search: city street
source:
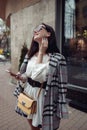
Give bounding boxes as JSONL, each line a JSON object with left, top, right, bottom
{"left": 0, "top": 62, "right": 87, "bottom": 130}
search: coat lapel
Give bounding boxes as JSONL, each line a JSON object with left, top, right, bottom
{"left": 47, "top": 54, "right": 58, "bottom": 84}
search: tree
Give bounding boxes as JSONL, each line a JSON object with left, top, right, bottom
{"left": 19, "top": 43, "right": 28, "bottom": 70}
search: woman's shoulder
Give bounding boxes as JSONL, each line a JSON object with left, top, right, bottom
{"left": 51, "top": 53, "right": 66, "bottom": 60}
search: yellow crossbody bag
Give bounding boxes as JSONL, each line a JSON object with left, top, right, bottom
{"left": 16, "top": 83, "right": 43, "bottom": 116}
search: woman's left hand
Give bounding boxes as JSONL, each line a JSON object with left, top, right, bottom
{"left": 39, "top": 37, "right": 48, "bottom": 54}
{"left": 15, "top": 73, "right": 27, "bottom": 83}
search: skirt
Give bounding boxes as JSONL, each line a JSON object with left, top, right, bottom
{"left": 24, "top": 82, "right": 45, "bottom": 127}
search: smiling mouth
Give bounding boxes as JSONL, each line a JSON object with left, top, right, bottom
{"left": 34, "top": 34, "right": 38, "bottom": 37}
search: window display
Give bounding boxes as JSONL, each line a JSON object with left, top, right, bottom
{"left": 64, "top": 0, "right": 87, "bottom": 88}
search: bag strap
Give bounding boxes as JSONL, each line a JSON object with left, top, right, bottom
{"left": 37, "top": 83, "right": 43, "bottom": 98}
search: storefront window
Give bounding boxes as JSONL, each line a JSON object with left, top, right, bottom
{"left": 64, "top": 0, "right": 87, "bottom": 88}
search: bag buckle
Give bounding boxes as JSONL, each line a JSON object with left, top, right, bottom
{"left": 22, "top": 101, "right": 26, "bottom": 106}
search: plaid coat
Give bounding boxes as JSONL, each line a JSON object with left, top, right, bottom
{"left": 42, "top": 53, "right": 68, "bottom": 130}
{"left": 19, "top": 53, "right": 68, "bottom": 130}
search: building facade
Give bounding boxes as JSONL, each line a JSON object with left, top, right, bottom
{"left": 61, "top": 0, "right": 87, "bottom": 110}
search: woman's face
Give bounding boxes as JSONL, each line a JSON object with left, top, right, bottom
{"left": 33, "top": 25, "right": 50, "bottom": 42}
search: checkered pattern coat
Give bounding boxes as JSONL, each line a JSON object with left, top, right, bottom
{"left": 19, "top": 53, "right": 68, "bottom": 130}
{"left": 42, "top": 53, "right": 68, "bottom": 130}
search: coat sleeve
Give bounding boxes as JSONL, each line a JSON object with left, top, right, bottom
{"left": 57, "top": 55, "right": 68, "bottom": 118}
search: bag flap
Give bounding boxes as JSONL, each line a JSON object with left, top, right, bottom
{"left": 18, "top": 93, "right": 36, "bottom": 108}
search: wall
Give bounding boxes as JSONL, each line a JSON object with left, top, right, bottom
{"left": 0, "top": 0, "right": 6, "bottom": 20}
{"left": 6, "top": 0, "right": 40, "bottom": 18}
{"left": 10, "top": 0, "right": 56, "bottom": 80}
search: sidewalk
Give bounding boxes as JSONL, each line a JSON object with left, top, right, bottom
{"left": 0, "top": 62, "right": 87, "bottom": 130}
{"left": 0, "top": 62, "right": 30, "bottom": 130}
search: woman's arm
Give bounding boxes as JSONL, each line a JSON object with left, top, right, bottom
{"left": 36, "top": 37, "right": 48, "bottom": 63}
{"left": 36, "top": 52, "right": 44, "bottom": 63}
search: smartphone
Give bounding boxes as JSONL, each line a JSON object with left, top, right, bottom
{"left": 5, "top": 70, "right": 17, "bottom": 77}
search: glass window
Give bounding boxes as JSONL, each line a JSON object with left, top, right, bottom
{"left": 63, "top": 0, "right": 87, "bottom": 88}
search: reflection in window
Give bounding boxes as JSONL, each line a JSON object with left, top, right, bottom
{"left": 65, "top": 0, "right": 76, "bottom": 38}
{"left": 64, "top": 0, "right": 87, "bottom": 88}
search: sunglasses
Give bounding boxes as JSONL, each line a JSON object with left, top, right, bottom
{"left": 34, "top": 25, "right": 46, "bottom": 33}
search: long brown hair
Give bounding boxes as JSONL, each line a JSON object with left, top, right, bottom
{"left": 27, "top": 23, "right": 60, "bottom": 59}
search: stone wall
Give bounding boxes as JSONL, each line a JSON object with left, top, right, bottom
{"left": 10, "top": 0, "right": 56, "bottom": 77}
{"left": 6, "top": 0, "right": 41, "bottom": 19}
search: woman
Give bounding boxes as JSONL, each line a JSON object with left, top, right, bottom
{"left": 16, "top": 23, "right": 68, "bottom": 130}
